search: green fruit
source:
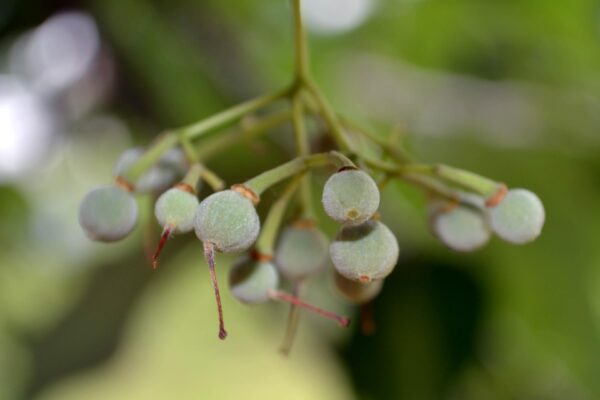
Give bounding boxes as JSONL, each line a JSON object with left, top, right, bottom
{"left": 430, "top": 205, "right": 491, "bottom": 252}
{"left": 488, "top": 188, "right": 545, "bottom": 244}
{"left": 154, "top": 187, "right": 198, "bottom": 233}
{"left": 333, "top": 270, "right": 384, "bottom": 304}
{"left": 229, "top": 257, "right": 279, "bottom": 304}
{"left": 275, "top": 223, "right": 328, "bottom": 281}
{"left": 194, "top": 190, "right": 260, "bottom": 253}
{"left": 322, "top": 169, "right": 380, "bottom": 226}
{"left": 330, "top": 220, "right": 399, "bottom": 283}
{"left": 79, "top": 185, "right": 138, "bottom": 242}
{"left": 114, "top": 147, "right": 187, "bottom": 194}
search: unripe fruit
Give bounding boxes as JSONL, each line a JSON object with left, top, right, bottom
{"left": 330, "top": 220, "right": 399, "bottom": 283}
{"left": 333, "top": 270, "right": 384, "bottom": 304}
{"left": 275, "top": 222, "right": 328, "bottom": 281}
{"left": 78, "top": 185, "right": 138, "bottom": 242}
{"left": 229, "top": 257, "right": 279, "bottom": 304}
{"left": 229, "top": 255, "right": 350, "bottom": 327}
{"left": 488, "top": 188, "right": 545, "bottom": 244}
{"left": 430, "top": 205, "right": 491, "bottom": 252}
{"left": 151, "top": 185, "right": 199, "bottom": 270}
{"left": 195, "top": 189, "right": 260, "bottom": 253}
{"left": 322, "top": 169, "right": 380, "bottom": 226}
{"left": 154, "top": 187, "right": 198, "bottom": 234}
{"left": 114, "top": 147, "right": 187, "bottom": 194}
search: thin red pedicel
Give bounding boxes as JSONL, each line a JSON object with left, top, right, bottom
{"left": 268, "top": 289, "right": 350, "bottom": 328}
{"left": 204, "top": 242, "right": 227, "bottom": 340}
{"left": 152, "top": 226, "right": 172, "bottom": 270}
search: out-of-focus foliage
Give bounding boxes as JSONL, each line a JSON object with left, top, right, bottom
{"left": 1, "top": 0, "right": 600, "bottom": 399}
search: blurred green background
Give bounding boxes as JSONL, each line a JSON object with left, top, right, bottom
{"left": 1, "top": 0, "right": 600, "bottom": 399}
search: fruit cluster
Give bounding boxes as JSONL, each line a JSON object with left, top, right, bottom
{"left": 77, "top": 0, "right": 545, "bottom": 353}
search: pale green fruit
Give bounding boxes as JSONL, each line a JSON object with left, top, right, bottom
{"left": 333, "top": 270, "right": 384, "bottom": 304}
{"left": 431, "top": 205, "right": 491, "bottom": 252}
{"left": 322, "top": 169, "right": 380, "bottom": 226}
{"left": 79, "top": 185, "right": 138, "bottom": 242}
{"left": 330, "top": 220, "right": 399, "bottom": 283}
{"left": 114, "top": 147, "right": 187, "bottom": 194}
{"left": 275, "top": 224, "right": 328, "bottom": 281}
{"left": 154, "top": 188, "right": 198, "bottom": 233}
{"left": 229, "top": 257, "right": 279, "bottom": 304}
{"left": 194, "top": 190, "right": 260, "bottom": 253}
{"left": 488, "top": 188, "right": 545, "bottom": 244}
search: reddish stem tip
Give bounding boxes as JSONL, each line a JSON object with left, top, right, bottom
{"left": 152, "top": 226, "right": 172, "bottom": 270}
{"left": 268, "top": 290, "right": 350, "bottom": 328}
{"left": 204, "top": 242, "right": 227, "bottom": 341}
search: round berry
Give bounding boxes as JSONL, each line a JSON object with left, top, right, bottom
{"left": 488, "top": 188, "right": 545, "bottom": 244}
{"left": 114, "top": 147, "right": 187, "bottom": 194}
{"left": 194, "top": 190, "right": 260, "bottom": 253}
{"left": 79, "top": 185, "right": 138, "bottom": 242}
{"left": 322, "top": 169, "right": 380, "bottom": 226}
{"left": 430, "top": 205, "right": 491, "bottom": 252}
{"left": 333, "top": 270, "right": 384, "bottom": 304}
{"left": 275, "top": 223, "right": 328, "bottom": 281}
{"left": 154, "top": 187, "right": 198, "bottom": 233}
{"left": 229, "top": 257, "right": 279, "bottom": 304}
{"left": 330, "top": 220, "right": 399, "bottom": 283}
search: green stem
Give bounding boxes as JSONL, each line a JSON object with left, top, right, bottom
{"left": 244, "top": 151, "right": 355, "bottom": 196}
{"left": 181, "top": 87, "right": 291, "bottom": 140}
{"left": 292, "top": 0, "right": 310, "bottom": 80}
{"left": 124, "top": 133, "right": 179, "bottom": 182}
{"left": 279, "top": 281, "right": 302, "bottom": 356}
{"left": 181, "top": 163, "right": 204, "bottom": 190}
{"left": 256, "top": 176, "right": 302, "bottom": 255}
{"left": 178, "top": 133, "right": 199, "bottom": 163}
{"left": 397, "top": 164, "right": 500, "bottom": 197}
{"left": 199, "top": 166, "right": 225, "bottom": 192}
{"left": 341, "top": 117, "right": 413, "bottom": 163}
{"left": 304, "top": 80, "right": 353, "bottom": 152}
{"left": 124, "top": 88, "right": 291, "bottom": 182}
{"left": 196, "top": 110, "right": 291, "bottom": 161}
{"left": 292, "top": 92, "right": 315, "bottom": 219}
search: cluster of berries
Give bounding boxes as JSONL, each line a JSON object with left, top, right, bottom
{"left": 79, "top": 142, "right": 544, "bottom": 350}
{"left": 78, "top": 0, "right": 544, "bottom": 352}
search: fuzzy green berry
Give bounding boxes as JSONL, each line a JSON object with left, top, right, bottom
{"left": 275, "top": 223, "right": 328, "bottom": 282}
{"left": 333, "top": 270, "right": 384, "bottom": 304}
{"left": 430, "top": 205, "right": 491, "bottom": 252}
{"left": 322, "top": 169, "right": 380, "bottom": 226}
{"left": 114, "top": 147, "right": 187, "bottom": 194}
{"left": 154, "top": 187, "right": 198, "bottom": 234}
{"left": 330, "top": 220, "right": 399, "bottom": 283}
{"left": 194, "top": 189, "right": 260, "bottom": 253}
{"left": 78, "top": 185, "right": 138, "bottom": 242}
{"left": 488, "top": 188, "right": 545, "bottom": 244}
{"left": 229, "top": 257, "right": 279, "bottom": 304}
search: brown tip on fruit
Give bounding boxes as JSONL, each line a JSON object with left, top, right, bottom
{"left": 337, "top": 166, "right": 358, "bottom": 173}
{"left": 292, "top": 218, "right": 316, "bottom": 229}
{"left": 231, "top": 184, "right": 260, "bottom": 205}
{"left": 359, "top": 275, "right": 372, "bottom": 283}
{"left": 114, "top": 176, "right": 135, "bottom": 192}
{"left": 371, "top": 211, "right": 381, "bottom": 221}
{"left": 174, "top": 182, "right": 196, "bottom": 194}
{"left": 439, "top": 198, "right": 460, "bottom": 214}
{"left": 250, "top": 249, "right": 273, "bottom": 262}
{"left": 485, "top": 183, "right": 508, "bottom": 208}
{"left": 346, "top": 208, "right": 360, "bottom": 220}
